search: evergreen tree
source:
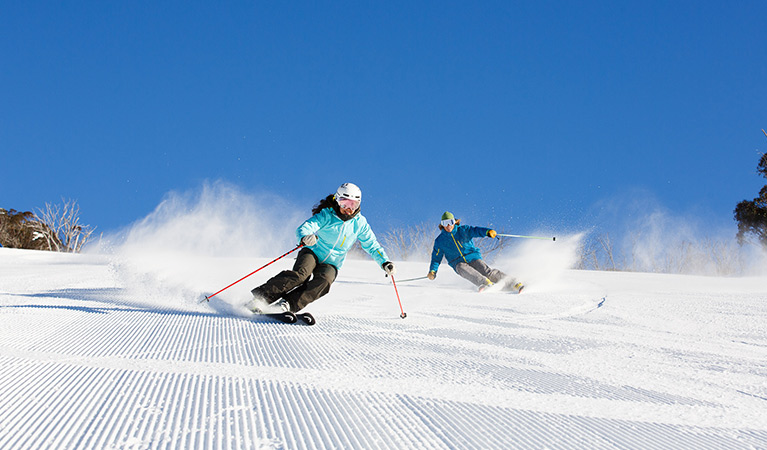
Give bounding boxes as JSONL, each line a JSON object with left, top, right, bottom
{"left": 734, "top": 152, "right": 767, "bottom": 248}
{"left": 0, "top": 209, "right": 54, "bottom": 250}
{"left": 0, "top": 199, "right": 93, "bottom": 252}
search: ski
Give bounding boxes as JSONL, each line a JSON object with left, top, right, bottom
{"left": 254, "top": 311, "right": 298, "bottom": 324}
{"left": 251, "top": 310, "right": 316, "bottom": 325}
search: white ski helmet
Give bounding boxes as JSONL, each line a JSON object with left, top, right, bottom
{"left": 335, "top": 182, "right": 362, "bottom": 202}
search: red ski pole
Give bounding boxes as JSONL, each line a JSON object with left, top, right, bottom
{"left": 389, "top": 275, "right": 407, "bottom": 319}
{"left": 203, "top": 244, "right": 303, "bottom": 302}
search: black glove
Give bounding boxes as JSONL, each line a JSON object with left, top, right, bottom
{"left": 382, "top": 261, "right": 396, "bottom": 275}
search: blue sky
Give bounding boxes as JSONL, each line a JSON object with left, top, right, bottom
{"left": 3, "top": 1, "right": 766, "bottom": 241}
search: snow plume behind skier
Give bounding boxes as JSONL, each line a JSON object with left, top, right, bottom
{"left": 247, "top": 182, "right": 396, "bottom": 314}
{"left": 95, "top": 181, "right": 303, "bottom": 312}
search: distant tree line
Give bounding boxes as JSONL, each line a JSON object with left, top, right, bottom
{"left": 379, "top": 133, "right": 767, "bottom": 276}
{"left": 574, "top": 232, "right": 744, "bottom": 275}
{"left": 0, "top": 199, "right": 95, "bottom": 252}
{"left": 579, "top": 131, "right": 767, "bottom": 275}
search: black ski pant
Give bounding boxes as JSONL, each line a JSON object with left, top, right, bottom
{"left": 251, "top": 248, "right": 337, "bottom": 312}
{"left": 454, "top": 259, "right": 507, "bottom": 287}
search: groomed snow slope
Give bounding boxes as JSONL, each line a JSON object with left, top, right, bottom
{"left": 1, "top": 247, "right": 766, "bottom": 449}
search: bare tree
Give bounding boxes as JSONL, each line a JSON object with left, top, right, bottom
{"left": 575, "top": 235, "right": 597, "bottom": 270}
{"left": 380, "top": 222, "right": 438, "bottom": 261}
{"left": 475, "top": 232, "right": 512, "bottom": 263}
{"left": 575, "top": 232, "right": 620, "bottom": 271}
{"left": 597, "top": 233, "right": 617, "bottom": 270}
{"left": 704, "top": 238, "right": 741, "bottom": 276}
{"left": 34, "top": 199, "right": 95, "bottom": 253}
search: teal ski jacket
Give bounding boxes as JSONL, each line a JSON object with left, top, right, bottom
{"left": 296, "top": 207, "right": 389, "bottom": 270}
{"left": 429, "top": 225, "right": 492, "bottom": 273}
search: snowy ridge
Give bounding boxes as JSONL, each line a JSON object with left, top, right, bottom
{"left": 1, "top": 248, "right": 766, "bottom": 449}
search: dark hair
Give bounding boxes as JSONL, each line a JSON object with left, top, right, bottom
{"left": 312, "top": 193, "right": 360, "bottom": 220}
{"left": 312, "top": 194, "right": 336, "bottom": 215}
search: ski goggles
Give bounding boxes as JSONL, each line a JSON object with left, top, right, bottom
{"left": 440, "top": 218, "right": 456, "bottom": 228}
{"left": 337, "top": 197, "right": 360, "bottom": 210}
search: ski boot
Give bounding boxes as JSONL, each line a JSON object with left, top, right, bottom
{"left": 478, "top": 278, "right": 494, "bottom": 293}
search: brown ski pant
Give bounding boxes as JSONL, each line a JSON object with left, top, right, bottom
{"left": 251, "top": 248, "right": 337, "bottom": 312}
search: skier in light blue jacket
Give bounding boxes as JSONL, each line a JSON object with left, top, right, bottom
{"left": 250, "top": 183, "right": 395, "bottom": 313}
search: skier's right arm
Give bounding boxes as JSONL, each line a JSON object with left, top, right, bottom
{"left": 301, "top": 235, "right": 318, "bottom": 246}
{"left": 296, "top": 209, "right": 329, "bottom": 245}
{"left": 428, "top": 242, "right": 442, "bottom": 278}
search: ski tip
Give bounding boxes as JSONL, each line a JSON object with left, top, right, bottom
{"left": 298, "top": 312, "right": 316, "bottom": 325}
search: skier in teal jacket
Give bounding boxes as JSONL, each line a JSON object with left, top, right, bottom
{"left": 427, "top": 211, "right": 523, "bottom": 293}
{"left": 249, "top": 183, "right": 395, "bottom": 313}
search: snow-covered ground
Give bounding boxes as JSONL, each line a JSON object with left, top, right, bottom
{"left": 1, "top": 245, "right": 766, "bottom": 449}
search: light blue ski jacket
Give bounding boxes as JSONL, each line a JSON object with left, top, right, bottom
{"left": 296, "top": 207, "right": 389, "bottom": 270}
{"left": 429, "top": 225, "right": 492, "bottom": 273}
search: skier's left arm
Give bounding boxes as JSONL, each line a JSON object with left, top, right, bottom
{"left": 466, "top": 225, "right": 493, "bottom": 239}
{"left": 356, "top": 217, "right": 394, "bottom": 273}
